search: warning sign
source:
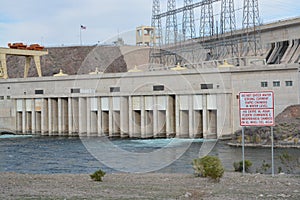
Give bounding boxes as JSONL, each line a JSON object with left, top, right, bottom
{"left": 239, "top": 91, "right": 274, "bottom": 126}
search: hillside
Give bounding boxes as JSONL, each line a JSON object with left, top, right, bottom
{"left": 5, "top": 45, "right": 150, "bottom": 78}
{"left": 233, "top": 105, "right": 300, "bottom": 146}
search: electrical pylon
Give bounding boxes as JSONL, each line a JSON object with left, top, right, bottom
{"left": 200, "top": 0, "right": 214, "bottom": 39}
{"left": 220, "top": 0, "right": 236, "bottom": 34}
{"left": 165, "top": 0, "right": 178, "bottom": 45}
{"left": 243, "top": 0, "right": 261, "bottom": 56}
{"left": 151, "top": 0, "right": 163, "bottom": 47}
{"left": 182, "top": 0, "right": 196, "bottom": 41}
{"left": 149, "top": 0, "right": 163, "bottom": 67}
{"left": 220, "top": 0, "right": 238, "bottom": 58}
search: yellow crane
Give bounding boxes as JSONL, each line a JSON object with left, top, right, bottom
{"left": 0, "top": 46, "right": 48, "bottom": 79}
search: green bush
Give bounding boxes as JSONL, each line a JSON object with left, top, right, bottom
{"left": 278, "top": 151, "right": 300, "bottom": 174}
{"left": 256, "top": 160, "right": 271, "bottom": 174}
{"left": 90, "top": 169, "right": 106, "bottom": 182}
{"left": 233, "top": 160, "right": 252, "bottom": 173}
{"left": 192, "top": 155, "right": 224, "bottom": 181}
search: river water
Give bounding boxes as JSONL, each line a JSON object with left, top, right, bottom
{"left": 0, "top": 135, "right": 299, "bottom": 174}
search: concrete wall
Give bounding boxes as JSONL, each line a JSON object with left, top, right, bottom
{"left": 260, "top": 18, "right": 300, "bottom": 44}
{"left": 0, "top": 63, "right": 299, "bottom": 138}
{"left": 231, "top": 64, "right": 300, "bottom": 132}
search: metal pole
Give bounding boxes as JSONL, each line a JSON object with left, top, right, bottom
{"left": 242, "top": 126, "right": 245, "bottom": 175}
{"left": 80, "top": 27, "right": 82, "bottom": 46}
{"left": 271, "top": 126, "right": 274, "bottom": 177}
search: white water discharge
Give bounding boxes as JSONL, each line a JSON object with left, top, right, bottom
{"left": 0, "top": 134, "right": 33, "bottom": 139}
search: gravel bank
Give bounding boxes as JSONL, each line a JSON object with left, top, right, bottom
{"left": 1, "top": 172, "right": 299, "bottom": 200}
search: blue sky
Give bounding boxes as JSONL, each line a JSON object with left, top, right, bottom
{"left": 0, "top": 0, "right": 299, "bottom": 47}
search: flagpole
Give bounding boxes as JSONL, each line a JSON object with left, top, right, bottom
{"left": 80, "top": 25, "right": 86, "bottom": 46}
{"left": 80, "top": 26, "right": 82, "bottom": 46}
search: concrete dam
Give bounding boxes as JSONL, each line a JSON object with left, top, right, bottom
{"left": 1, "top": 15, "right": 300, "bottom": 138}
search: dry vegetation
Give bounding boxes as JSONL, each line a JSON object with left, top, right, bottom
{"left": 1, "top": 172, "right": 299, "bottom": 200}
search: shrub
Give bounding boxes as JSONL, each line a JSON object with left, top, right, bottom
{"left": 253, "top": 135, "right": 261, "bottom": 143}
{"left": 90, "top": 169, "right": 106, "bottom": 182}
{"left": 278, "top": 151, "right": 300, "bottom": 174}
{"left": 256, "top": 160, "right": 271, "bottom": 174}
{"left": 233, "top": 160, "right": 252, "bottom": 173}
{"left": 245, "top": 135, "right": 251, "bottom": 143}
{"left": 192, "top": 155, "right": 224, "bottom": 181}
{"left": 237, "top": 135, "right": 242, "bottom": 143}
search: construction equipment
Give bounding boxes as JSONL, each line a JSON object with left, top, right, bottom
{"left": 8, "top": 42, "right": 27, "bottom": 49}
{"left": 0, "top": 47, "right": 48, "bottom": 79}
{"left": 27, "top": 44, "right": 44, "bottom": 51}
{"left": 8, "top": 43, "right": 44, "bottom": 51}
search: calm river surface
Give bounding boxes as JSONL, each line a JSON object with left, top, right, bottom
{"left": 0, "top": 135, "right": 299, "bottom": 174}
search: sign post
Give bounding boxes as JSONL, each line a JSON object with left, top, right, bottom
{"left": 271, "top": 126, "right": 274, "bottom": 176}
{"left": 239, "top": 91, "right": 275, "bottom": 176}
{"left": 242, "top": 126, "right": 245, "bottom": 175}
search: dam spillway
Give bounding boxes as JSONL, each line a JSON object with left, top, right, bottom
{"left": 3, "top": 69, "right": 232, "bottom": 139}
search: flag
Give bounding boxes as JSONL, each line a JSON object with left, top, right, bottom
{"left": 81, "top": 25, "right": 86, "bottom": 30}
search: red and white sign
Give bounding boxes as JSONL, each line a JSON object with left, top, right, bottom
{"left": 239, "top": 91, "right": 274, "bottom": 126}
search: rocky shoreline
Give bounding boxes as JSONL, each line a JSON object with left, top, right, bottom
{"left": 232, "top": 105, "right": 300, "bottom": 148}
{"left": 227, "top": 142, "right": 300, "bottom": 149}
{"left": 1, "top": 172, "right": 299, "bottom": 200}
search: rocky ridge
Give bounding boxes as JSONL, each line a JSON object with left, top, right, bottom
{"left": 5, "top": 45, "right": 150, "bottom": 78}
{"left": 232, "top": 105, "right": 300, "bottom": 147}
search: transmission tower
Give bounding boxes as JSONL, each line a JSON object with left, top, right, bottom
{"left": 220, "top": 0, "right": 238, "bottom": 58}
{"left": 151, "top": 0, "right": 163, "bottom": 47}
{"left": 165, "top": 0, "right": 178, "bottom": 45}
{"left": 243, "top": 0, "right": 261, "bottom": 56}
{"left": 182, "top": 0, "right": 196, "bottom": 41}
{"left": 199, "top": 0, "right": 214, "bottom": 39}
{"left": 220, "top": 0, "right": 236, "bottom": 34}
{"left": 149, "top": 0, "right": 163, "bottom": 67}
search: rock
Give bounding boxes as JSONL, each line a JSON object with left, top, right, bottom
{"left": 6, "top": 46, "right": 132, "bottom": 78}
{"left": 184, "top": 192, "right": 192, "bottom": 198}
{"left": 233, "top": 105, "right": 300, "bottom": 146}
{"left": 277, "top": 194, "right": 291, "bottom": 198}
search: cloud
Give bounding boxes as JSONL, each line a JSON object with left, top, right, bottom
{"left": 259, "top": 0, "right": 300, "bottom": 23}
{"left": 0, "top": 0, "right": 152, "bottom": 46}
